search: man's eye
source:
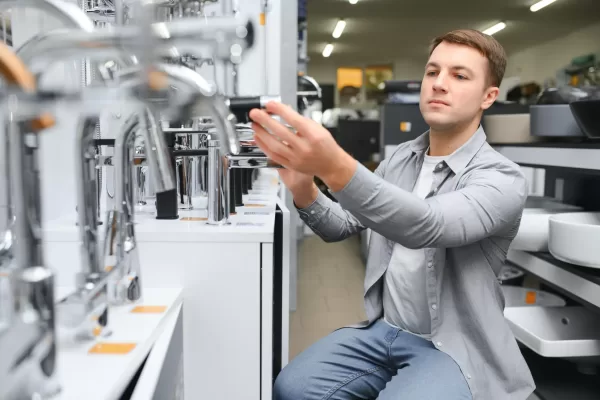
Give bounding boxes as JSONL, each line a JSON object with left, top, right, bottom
{"left": 456, "top": 74, "right": 467, "bottom": 80}
{"left": 426, "top": 71, "right": 437, "bottom": 77}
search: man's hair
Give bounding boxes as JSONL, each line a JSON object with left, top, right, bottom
{"left": 429, "top": 29, "right": 507, "bottom": 88}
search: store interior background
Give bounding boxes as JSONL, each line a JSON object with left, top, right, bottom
{"left": 292, "top": 2, "right": 600, "bottom": 399}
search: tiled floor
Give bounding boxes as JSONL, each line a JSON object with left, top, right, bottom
{"left": 290, "top": 234, "right": 366, "bottom": 360}
{"left": 289, "top": 233, "right": 542, "bottom": 400}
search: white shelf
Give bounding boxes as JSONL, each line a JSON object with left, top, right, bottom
{"left": 494, "top": 145, "right": 600, "bottom": 171}
{"left": 507, "top": 250, "right": 600, "bottom": 309}
{"left": 53, "top": 288, "right": 183, "bottom": 400}
{"left": 504, "top": 306, "right": 600, "bottom": 358}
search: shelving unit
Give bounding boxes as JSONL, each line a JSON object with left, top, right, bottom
{"left": 494, "top": 143, "right": 600, "bottom": 172}
{"left": 495, "top": 140, "right": 600, "bottom": 399}
{"left": 507, "top": 250, "right": 600, "bottom": 309}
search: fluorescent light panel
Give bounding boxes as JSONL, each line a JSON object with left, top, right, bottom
{"left": 322, "top": 43, "right": 334, "bottom": 57}
{"left": 332, "top": 20, "right": 346, "bottom": 38}
{"left": 349, "top": 0, "right": 358, "bottom": 4}
{"left": 530, "top": 0, "right": 557, "bottom": 12}
{"left": 482, "top": 22, "right": 506, "bottom": 36}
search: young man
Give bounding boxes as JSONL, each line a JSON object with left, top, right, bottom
{"left": 250, "top": 29, "right": 535, "bottom": 400}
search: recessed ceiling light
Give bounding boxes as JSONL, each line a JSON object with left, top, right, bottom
{"left": 332, "top": 20, "right": 346, "bottom": 38}
{"left": 530, "top": 0, "right": 558, "bottom": 12}
{"left": 482, "top": 22, "right": 506, "bottom": 36}
{"left": 349, "top": 0, "right": 359, "bottom": 4}
{"left": 322, "top": 43, "right": 334, "bottom": 58}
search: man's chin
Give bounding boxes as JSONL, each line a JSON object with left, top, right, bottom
{"left": 423, "top": 115, "right": 455, "bottom": 131}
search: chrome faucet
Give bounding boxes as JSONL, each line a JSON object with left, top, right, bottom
{"left": 0, "top": 105, "right": 61, "bottom": 400}
{"left": 103, "top": 109, "right": 174, "bottom": 305}
{"left": 207, "top": 137, "right": 284, "bottom": 225}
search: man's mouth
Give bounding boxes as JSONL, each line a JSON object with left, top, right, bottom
{"left": 429, "top": 99, "right": 450, "bottom": 106}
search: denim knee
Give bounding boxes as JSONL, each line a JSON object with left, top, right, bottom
{"left": 273, "top": 362, "right": 308, "bottom": 400}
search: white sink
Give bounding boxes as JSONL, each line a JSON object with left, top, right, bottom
{"left": 549, "top": 212, "right": 600, "bottom": 268}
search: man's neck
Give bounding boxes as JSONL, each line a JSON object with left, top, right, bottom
{"left": 428, "top": 119, "right": 480, "bottom": 156}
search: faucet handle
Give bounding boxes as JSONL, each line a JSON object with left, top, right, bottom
{"left": 0, "top": 43, "right": 56, "bottom": 132}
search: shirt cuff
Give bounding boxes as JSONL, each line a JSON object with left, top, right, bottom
{"left": 295, "top": 189, "right": 329, "bottom": 223}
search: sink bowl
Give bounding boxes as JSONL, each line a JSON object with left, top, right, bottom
{"left": 511, "top": 197, "right": 581, "bottom": 252}
{"left": 549, "top": 212, "right": 600, "bottom": 268}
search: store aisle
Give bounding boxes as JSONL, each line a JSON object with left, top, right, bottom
{"left": 290, "top": 234, "right": 367, "bottom": 359}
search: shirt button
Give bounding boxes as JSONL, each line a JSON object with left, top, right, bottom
{"left": 427, "top": 262, "right": 434, "bottom": 268}
{"left": 467, "top": 374, "right": 472, "bottom": 380}
{"left": 436, "top": 341, "right": 443, "bottom": 347}
{"left": 310, "top": 210, "right": 315, "bottom": 215}
{"left": 435, "top": 163, "right": 444, "bottom": 171}
{"left": 431, "top": 304, "right": 437, "bottom": 310}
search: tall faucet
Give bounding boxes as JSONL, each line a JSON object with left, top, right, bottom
{"left": 0, "top": 41, "right": 60, "bottom": 399}
{"left": 103, "top": 109, "right": 174, "bottom": 305}
{"left": 207, "top": 136, "right": 284, "bottom": 225}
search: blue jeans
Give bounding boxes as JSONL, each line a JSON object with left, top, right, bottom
{"left": 274, "top": 319, "right": 472, "bottom": 400}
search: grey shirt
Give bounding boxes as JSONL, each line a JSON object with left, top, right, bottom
{"left": 296, "top": 126, "right": 536, "bottom": 400}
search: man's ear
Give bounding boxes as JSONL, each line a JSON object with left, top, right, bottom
{"left": 482, "top": 86, "right": 500, "bottom": 110}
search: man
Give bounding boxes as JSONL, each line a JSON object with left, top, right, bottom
{"left": 249, "top": 29, "right": 535, "bottom": 400}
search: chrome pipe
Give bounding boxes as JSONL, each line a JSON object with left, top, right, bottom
{"left": 0, "top": 0, "right": 94, "bottom": 31}
{"left": 74, "top": 117, "right": 103, "bottom": 279}
{"left": 16, "top": 15, "right": 253, "bottom": 75}
{"left": 1, "top": 115, "right": 60, "bottom": 400}
{"left": 104, "top": 114, "right": 141, "bottom": 305}
{"left": 207, "top": 140, "right": 228, "bottom": 225}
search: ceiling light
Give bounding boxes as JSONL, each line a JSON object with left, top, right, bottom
{"left": 322, "top": 43, "right": 334, "bottom": 58}
{"left": 349, "top": 0, "right": 359, "bottom": 4}
{"left": 332, "top": 20, "right": 346, "bottom": 38}
{"left": 530, "top": 0, "right": 557, "bottom": 12}
{"left": 482, "top": 22, "right": 506, "bottom": 36}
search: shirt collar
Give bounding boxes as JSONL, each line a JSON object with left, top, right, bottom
{"left": 409, "top": 125, "right": 487, "bottom": 174}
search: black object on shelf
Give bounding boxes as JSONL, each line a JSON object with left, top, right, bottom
{"left": 241, "top": 169, "right": 248, "bottom": 195}
{"left": 570, "top": 99, "right": 600, "bottom": 139}
{"left": 155, "top": 140, "right": 179, "bottom": 220}
{"left": 229, "top": 170, "right": 237, "bottom": 215}
{"left": 234, "top": 169, "right": 243, "bottom": 207}
{"left": 171, "top": 149, "right": 209, "bottom": 157}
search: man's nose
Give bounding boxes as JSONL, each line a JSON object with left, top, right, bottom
{"left": 433, "top": 72, "right": 448, "bottom": 92}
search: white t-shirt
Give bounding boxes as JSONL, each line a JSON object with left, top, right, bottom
{"left": 382, "top": 153, "right": 447, "bottom": 335}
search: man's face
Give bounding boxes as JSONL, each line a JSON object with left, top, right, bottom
{"left": 419, "top": 41, "right": 499, "bottom": 132}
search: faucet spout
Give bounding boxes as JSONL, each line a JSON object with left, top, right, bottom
{"left": 75, "top": 117, "right": 103, "bottom": 279}
{"left": 0, "top": 0, "right": 94, "bottom": 32}
{"left": 142, "top": 108, "right": 176, "bottom": 193}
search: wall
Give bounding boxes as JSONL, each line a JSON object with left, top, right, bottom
{"left": 506, "top": 21, "right": 600, "bottom": 84}
{"left": 310, "top": 20, "right": 600, "bottom": 107}
{"left": 307, "top": 56, "right": 426, "bottom": 107}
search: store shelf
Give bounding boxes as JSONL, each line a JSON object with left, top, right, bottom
{"left": 494, "top": 145, "right": 600, "bottom": 171}
{"left": 504, "top": 306, "right": 600, "bottom": 358}
{"left": 507, "top": 250, "right": 600, "bottom": 310}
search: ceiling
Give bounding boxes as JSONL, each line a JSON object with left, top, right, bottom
{"left": 307, "top": 0, "right": 600, "bottom": 63}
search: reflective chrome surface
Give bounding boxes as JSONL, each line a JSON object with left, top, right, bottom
{"left": 0, "top": 116, "right": 60, "bottom": 400}
{"left": 207, "top": 140, "right": 229, "bottom": 225}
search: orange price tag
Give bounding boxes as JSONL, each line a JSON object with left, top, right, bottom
{"left": 131, "top": 305, "right": 167, "bottom": 314}
{"left": 88, "top": 342, "right": 136, "bottom": 355}
{"left": 525, "top": 291, "right": 537, "bottom": 305}
{"left": 180, "top": 217, "right": 208, "bottom": 221}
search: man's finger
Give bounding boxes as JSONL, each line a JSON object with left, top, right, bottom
{"left": 264, "top": 102, "right": 316, "bottom": 135}
{"left": 252, "top": 124, "right": 296, "bottom": 162}
{"left": 253, "top": 133, "right": 293, "bottom": 169}
{"left": 249, "top": 109, "right": 302, "bottom": 148}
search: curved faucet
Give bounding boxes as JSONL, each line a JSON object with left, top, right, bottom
{"left": 0, "top": 0, "right": 94, "bottom": 32}
{"left": 15, "top": 15, "right": 254, "bottom": 81}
